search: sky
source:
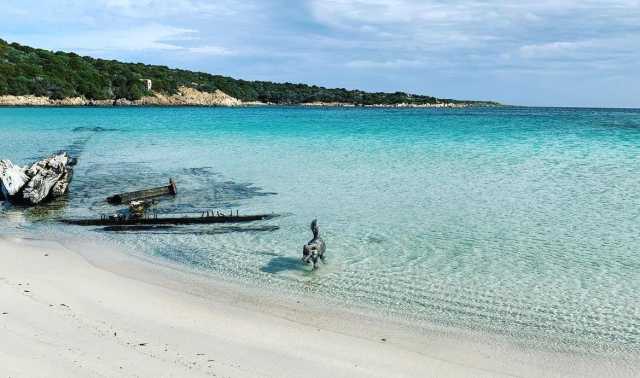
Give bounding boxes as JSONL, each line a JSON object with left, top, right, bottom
{"left": 1, "top": 0, "right": 639, "bottom": 107}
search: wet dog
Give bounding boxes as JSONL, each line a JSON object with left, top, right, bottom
{"left": 302, "top": 219, "right": 326, "bottom": 269}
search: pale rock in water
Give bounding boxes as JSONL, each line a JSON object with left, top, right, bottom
{"left": 0, "top": 152, "right": 75, "bottom": 204}
{"left": 0, "top": 160, "right": 29, "bottom": 199}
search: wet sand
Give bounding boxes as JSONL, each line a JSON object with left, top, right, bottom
{"left": 0, "top": 235, "right": 636, "bottom": 377}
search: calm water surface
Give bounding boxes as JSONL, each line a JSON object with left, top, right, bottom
{"left": 1, "top": 106, "right": 640, "bottom": 355}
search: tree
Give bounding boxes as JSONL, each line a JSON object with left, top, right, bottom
{"left": 0, "top": 39, "right": 496, "bottom": 105}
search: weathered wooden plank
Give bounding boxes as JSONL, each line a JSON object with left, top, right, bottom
{"left": 107, "top": 179, "right": 177, "bottom": 204}
{"left": 60, "top": 213, "right": 277, "bottom": 226}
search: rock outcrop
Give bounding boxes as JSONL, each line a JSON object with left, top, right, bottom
{"left": 0, "top": 86, "right": 243, "bottom": 107}
{"left": 0, "top": 152, "right": 76, "bottom": 205}
{"left": 0, "top": 96, "right": 90, "bottom": 106}
{"left": 0, "top": 160, "right": 29, "bottom": 198}
{"left": 139, "top": 86, "right": 243, "bottom": 106}
{"left": 0, "top": 87, "right": 472, "bottom": 108}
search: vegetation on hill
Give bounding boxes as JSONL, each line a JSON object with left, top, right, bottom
{"left": 0, "top": 39, "right": 498, "bottom": 105}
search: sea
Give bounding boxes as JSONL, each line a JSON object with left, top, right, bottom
{"left": 1, "top": 106, "right": 639, "bottom": 356}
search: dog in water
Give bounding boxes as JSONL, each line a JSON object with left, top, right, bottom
{"left": 302, "top": 219, "right": 326, "bottom": 269}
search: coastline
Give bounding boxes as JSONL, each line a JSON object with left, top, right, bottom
{"left": 0, "top": 86, "right": 484, "bottom": 108}
{"left": 1, "top": 234, "right": 637, "bottom": 377}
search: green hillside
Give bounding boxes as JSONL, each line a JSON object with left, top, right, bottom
{"left": 0, "top": 39, "right": 497, "bottom": 105}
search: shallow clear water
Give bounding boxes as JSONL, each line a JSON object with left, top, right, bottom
{"left": 2, "top": 106, "right": 640, "bottom": 354}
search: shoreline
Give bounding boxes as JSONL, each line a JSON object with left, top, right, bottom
{"left": 0, "top": 87, "right": 490, "bottom": 108}
{"left": 1, "top": 234, "right": 638, "bottom": 377}
{"left": 0, "top": 103, "right": 489, "bottom": 109}
{"left": 0, "top": 102, "right": 478, "bottom": 108}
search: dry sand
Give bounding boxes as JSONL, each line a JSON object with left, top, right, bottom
{"left": 0, "top": 235, "right": 637, "bottom": 377}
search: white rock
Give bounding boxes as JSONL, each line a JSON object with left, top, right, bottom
{"left": 22, "top": 152, "right": 73, "bottom": 204}
{"left": 0, "top": 160, "right": 28, "bottom": 199}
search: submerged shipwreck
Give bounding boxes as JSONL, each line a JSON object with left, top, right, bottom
{"left": 61, "top": 212, "right": 278, "bottom": 226}
{"left": 107, "top": 179, "right": 178, "bottom": 204}
{"left": 65, "top": 179, "right": 277, "bottom": 227}
{"left": 0, "top": 151, "right": 277, "bottom": 230}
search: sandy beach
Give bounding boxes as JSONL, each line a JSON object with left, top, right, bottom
{"left": 0, "top": 235, "right": 637, "bottom": 377}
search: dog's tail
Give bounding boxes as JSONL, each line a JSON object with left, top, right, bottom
{"left": 310, "top": 219, "right": 319, "bottom": 237}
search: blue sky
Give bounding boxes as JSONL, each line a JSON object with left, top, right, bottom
{"left": 1, "top": 0, "right": 639, "bottom": 107}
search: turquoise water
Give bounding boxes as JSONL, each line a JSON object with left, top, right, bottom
{"left": 2, "top": 106, "right": 640, "bottom": 354}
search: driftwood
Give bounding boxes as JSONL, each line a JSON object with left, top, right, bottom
{"left": 0, "top": 160, "right": 29, "bottom": 200}
{"left": 61, "top": 213, "right": 277, "bottom": 226}
{"left": 0, "top": 152, "right": 75, "bottom": 205}
{"left": 107, "top": 179, "right": 177, "bottom": 204}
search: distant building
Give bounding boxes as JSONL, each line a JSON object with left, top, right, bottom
{"left": 142, "top": 79, "right": 152, "bottom": 91}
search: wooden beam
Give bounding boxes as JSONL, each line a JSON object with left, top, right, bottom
{"left": 61, "top": 213, "right": 277, "bottom": 226}
{"left": 107, "top": 178, "right": 177, "bottom": 204}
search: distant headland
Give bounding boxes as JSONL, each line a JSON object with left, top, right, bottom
{"left": 0, "top": 39, "right": 500, "bottom": 108}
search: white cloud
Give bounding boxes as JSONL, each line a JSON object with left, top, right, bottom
{"left": 188, "top": 45, "right": 235, "bottom": 56}
{"left": 309, "top": 0, "right": 640, "bottom": 26}
{"left": 98, "top": 0, "right": 247, "bottom": 18}
{"left": 8, "top": 24, "right": 198, "bottom": 52}
{"left": 519, "top": 41, "right": 592, "bottom": 59}
{"left": 4, "top": 23, "right": 239, "bottom": 60}
{"left": 310, "top": 0, "right": 500, "bottom": 27}
{"left": 346, "top": 59, "right": 423, "bottom": 68}
{"left": 309, "top": 0, "right": 640, "bottom": 72}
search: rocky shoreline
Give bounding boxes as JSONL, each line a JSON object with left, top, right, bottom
{"left": 0, "top": 86, "right": 243, "bottom": 107}
{"left": 0, "top": 86, "right": 481, "bottom": 108}
{"left": 298, "top": 101, "right": 470, "bottom": 108}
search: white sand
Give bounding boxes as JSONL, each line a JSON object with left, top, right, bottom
{"left": 0, "top": 235, "right": 637, "bottom": 377}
